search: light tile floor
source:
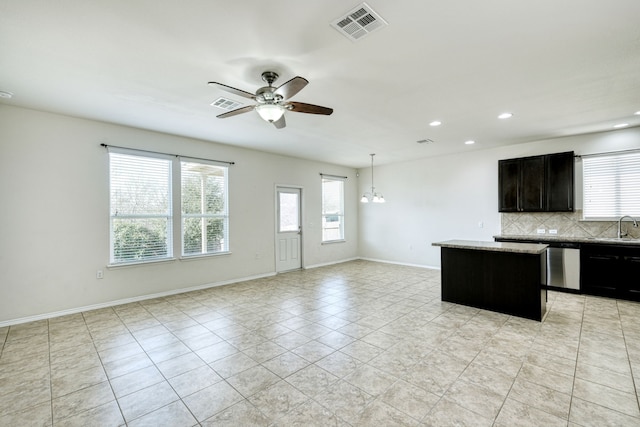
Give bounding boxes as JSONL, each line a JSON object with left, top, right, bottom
{"left": 1, "top": 260, "right": 640, "bottom": 426}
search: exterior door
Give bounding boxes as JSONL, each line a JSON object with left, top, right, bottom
{"left": 276, "top": 187, "right": 302, "bottom": 272}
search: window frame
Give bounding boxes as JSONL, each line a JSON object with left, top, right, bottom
{"left": 321, "top": 176, "right": 345, "bottom": 243}
{"left": 107, "top": 149, "right": 231, "bottom": 267}
{"left": 180, "top": 159, "right": 230, "bottom": 257}
{"left": 582, "top": 150, "right": 640, "bottom": 220}
{"left": 108, "top": 148, "right": 174, "bottom": 265}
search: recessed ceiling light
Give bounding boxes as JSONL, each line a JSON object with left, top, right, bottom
{"left": 613, "top": 123, "right": 629, "bottom": 128}
{"left": 429, "top": 121, "right": 441, "bottom": 127}
{"left": 0, "top": 91, "right": 13, "bottom": 99}
{"left": 634, "top": 111, "right": 640, "bottom": 116}
{"left": 465, "top": 140, "right": 476, "bottom": 145}
{"left": 498, "top": 112, "right": 513, "bottom": 119}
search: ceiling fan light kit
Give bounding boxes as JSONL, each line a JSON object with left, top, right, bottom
{"left": 208, "top": 71, "right": 333, "bottom": 129}
{"left": 255, "top": 104, "right": 285, "bottom": 122}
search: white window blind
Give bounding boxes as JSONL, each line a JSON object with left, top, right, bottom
{"left": 181, "top": 161, "right": 229, "bottom": 255}
{"left": 322, "top": 177, "right": 345, "bottom": 242}
{"left": 109, "top": 152, "right": 173, "bottom": 264}
{"left": 583, "top": 150, "right": 640, "bottom": 219}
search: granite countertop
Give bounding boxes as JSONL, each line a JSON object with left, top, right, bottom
{"left": 494, "top": 234, "right": 640, "bottom": 246}
{"left": 432, "top": 240, "right": 548, "bottom": 254}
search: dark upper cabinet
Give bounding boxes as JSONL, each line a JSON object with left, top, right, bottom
{"left": 521, "top": 156, "right": 546, "bottom": 211}
{"left": 499, "top": 155, "right": 545, "bottom": 212}
{"left": 498, "top": 159, "right": 520, "bottom": 212}
{"left": 498, "top": 151, "right": 574, "bottom": 212}
{"left": 546, "top": 151, "right": 574, "bottom": 212}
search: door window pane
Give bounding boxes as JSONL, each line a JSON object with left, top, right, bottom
{"left": 279, "top": 192, "right": 299, "bottom": 232}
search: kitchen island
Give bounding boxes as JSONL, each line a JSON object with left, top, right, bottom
{"left": 432, "top": 240, "right": 548, "bottom": 321}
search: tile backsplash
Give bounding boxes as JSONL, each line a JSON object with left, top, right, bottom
{"left": 501, "top": 210, "right": 640, "bottom": 239}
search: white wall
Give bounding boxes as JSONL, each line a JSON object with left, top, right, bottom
{"left": 0, "top": 105, "right": 358, "bottom": 324}
{"left": 358, "top": 128, "right": 640, "bottom": 268}
{"left": 3, "top": 103, "right": 638, "bottom": 324}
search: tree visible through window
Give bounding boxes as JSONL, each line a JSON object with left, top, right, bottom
{"left": 108, "top": 150, "right": 230, "bottom": 265}
{"left": 109, "top": 152, "right": 173, "bottom": 264}
{"left": 322, "top": 177, "right": 345, "bottom": 242}
{"left": 181, "top": 161, "right": 229, "bottom": 255}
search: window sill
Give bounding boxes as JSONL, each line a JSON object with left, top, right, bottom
{"left": 107, "top": 258, "right": 177, "bottom": 269}
{"left": 322, "top": 239, "right": 346, "bottom": 245}
{"left": 179, "top": 251, "right": 232, "bottom": 261}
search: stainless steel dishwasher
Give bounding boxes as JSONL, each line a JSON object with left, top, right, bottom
{"left": 546, "top": 242, "right": 580, "bottom": 291}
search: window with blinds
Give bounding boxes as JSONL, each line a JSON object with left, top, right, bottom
{"left": 322, "top": 177, "right": 345, "bottom": 242}
{"left": 109, "top": 152, "right": 173, "bottom": 264}
{"left": 583, "top": 150, "right": 640, "bottom": 219}
{"left": 181, "top": 161, "right": 229, "bottom": 256}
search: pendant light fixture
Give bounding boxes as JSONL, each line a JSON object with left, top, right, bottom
{"left": 360, "top": 153, "right": 385, "bottom": 203}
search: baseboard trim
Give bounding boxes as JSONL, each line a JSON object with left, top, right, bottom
{"left": 0, "top": 272, "right": 276, "bottom": 328}
{"left": 304, "top": 257, "right": 360, "bottom": 270}
{"left": 358, "top": 257, "right": 441, "bottom": 270}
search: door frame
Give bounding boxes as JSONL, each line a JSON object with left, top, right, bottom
{"left": 275, "top": 185, "right": 304, "bottom": 272}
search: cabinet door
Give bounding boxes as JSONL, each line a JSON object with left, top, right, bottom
{"left": 520, "top": 156, "right": 545, "bottom": 211}
{"left": 498, "top": 159, "right": 520, "bottom": 212}
{"left": 621, "top": 254, "right": 640, "bottom": 301}
{"left": 581, "top": 251, "right": 620, "bottom": 298}
{"left": 546, "top": 151, "right": 574, "bottom": 212}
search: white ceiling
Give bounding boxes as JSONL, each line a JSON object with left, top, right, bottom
{"left": 1, "top": 1, "right": 639, "bottom": 168}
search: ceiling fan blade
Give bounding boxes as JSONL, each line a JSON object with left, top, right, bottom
{"left": 216, "top": 105, "right": 255, "bottom": 118}
{"left": 273, "top": 115, "right": 286, "bottom": 129}
{"left": 287, "top": 102, "right": 333, "bottom": 115}
{"left": 274, "top": 76, "right": 309, "bottom": 100}
{"left": 208, "top": 82, "right": 256, "bottom": 100}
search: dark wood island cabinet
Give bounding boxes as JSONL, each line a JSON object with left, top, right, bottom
{"left": 433, "top": 240, "right": 548, "bottom": 321}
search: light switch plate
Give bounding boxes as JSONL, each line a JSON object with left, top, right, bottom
{"left": 537, "top": 229, "right": 546, "bottom": 234}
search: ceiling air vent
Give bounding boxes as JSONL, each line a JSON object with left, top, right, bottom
{"left": 331, "top": 2, "right": 388, "bottom": 41}
{"left": 211, "top": 97, "right": 243, "bottom": 111}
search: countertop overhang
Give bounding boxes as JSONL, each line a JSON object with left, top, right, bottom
{"left": 494, "top": 234, "right": 640, "bottom": 246}
{"left": 432, "top": 239, "right": 548, "bottom": 255}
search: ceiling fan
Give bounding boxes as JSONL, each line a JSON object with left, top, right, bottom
{"left": 208, "top": 71, "right": 333, "bottom": 129}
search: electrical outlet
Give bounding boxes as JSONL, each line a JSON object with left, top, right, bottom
{"left": 96, "top": 270, "right": 104, "bottom": 279}
{"left": 537, "top": 229, "right": 546, "bottom": 234}
{"left": 549, "top": 229, "right": 558, "bottom": 235}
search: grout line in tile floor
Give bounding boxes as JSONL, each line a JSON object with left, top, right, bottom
{"left": 620, "top": 303, "right": 640, "bottom": 416}
{"left": 1, "top": 260, "right": 640, "bottom": 426}
{"left": 566, "top": 291, "right": 584, "bottom": 423}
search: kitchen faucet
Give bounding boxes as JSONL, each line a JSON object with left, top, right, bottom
{"left": 617, "top": 215, "right": 638, "bottom": 239}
